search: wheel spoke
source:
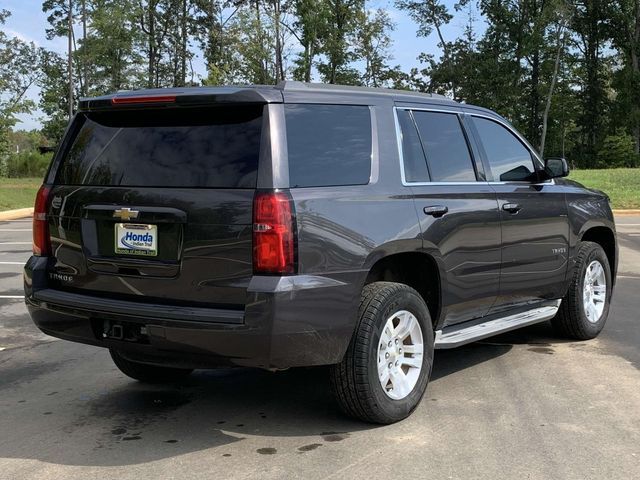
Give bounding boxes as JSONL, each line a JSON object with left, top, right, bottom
{"left": 593, "top": 263, "right": 604, "bottom": 279}
{"left": 402, "top": 344, "right": 423, "bottom": 355}
{"left": 401, "top": 356, "right": 422, "bottom": 369}
{"left": 379, "top": 368, "right": 390, "bottom": 387}
{"left": 393, "top": 312, "right": 412, "bottom": 340}
{"left": 389, "top": 369, "right": 408, "bottom": 397}
{"left": 380, "top": 325, "right": 393, "bottom": 346}
{"left": 378, "top": 353, "right": 387, "bottom": 373}
{"left": 592, "top": 285, "right": 606, "bottom": 295}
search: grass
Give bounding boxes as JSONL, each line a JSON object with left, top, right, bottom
{"left": 569, "top": 168, "right": 640, "bottom": 209}
{"left": 0, "top": 168, "right": 638, "bottom": 211}
{"left": 0, "top": 177, "right": 42, "bottom": 211}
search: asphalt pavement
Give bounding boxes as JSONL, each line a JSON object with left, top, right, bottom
{"left": 1, "top": 217, "right": 639, "bottom": 479}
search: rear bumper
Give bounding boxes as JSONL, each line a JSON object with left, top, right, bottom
{"left": 24, "top": 256, "right": 363, "bottom": 369}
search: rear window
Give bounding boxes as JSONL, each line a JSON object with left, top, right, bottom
{"left": 284, "top": 104, "right": 372, "bottom": 188}
{"left": 56, "top": 105, "right": 263, "bottom": 188}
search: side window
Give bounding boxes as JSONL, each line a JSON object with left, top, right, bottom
{"left": 396, "top": 109, "right": 429, "bottom": 183}
{"left": 472, "top": 117, "right": 536, "bottom": 182}
{"left": 284, "top": 104, "right": 372, "bottom": 188}
{"left": 412, "top": 111, "right": 477, "bottom": 182}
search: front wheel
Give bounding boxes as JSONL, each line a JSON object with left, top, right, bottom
{"left": 110, "top": 349, "right": 193, "bottom": 383}
{"left": 330, "top": 282, "right": 434, "bottom": 424}
{"left": 552, "top": 241, "right": 612, "bottom": 340}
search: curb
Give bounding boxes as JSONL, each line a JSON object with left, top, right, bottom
{"left": 0, "top": 208, "right": 33, "bottom": 221}
{"left": 613, "top": 210, "right": 640, "bottom": 216}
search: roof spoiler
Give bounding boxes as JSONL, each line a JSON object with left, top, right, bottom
{"left": 78, "top": 86, "right": 283, "bottom": 111}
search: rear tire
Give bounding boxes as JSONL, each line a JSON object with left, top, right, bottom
{"left": 552, "top": 241, "right": 612, "bottom": 340}
{"left": 110, "top": 349, "right": 193, "bottom": 383}
{"left": 330, "top": 282, "right": 434, "bottom": 424}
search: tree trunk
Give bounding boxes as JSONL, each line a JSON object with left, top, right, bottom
{"left": 529, "top": 48, "right": 540, "bottom": 144}
{"left": 180, "top": 0, "right": 187, "bottom": 86}
{"left": 632, "top": 0, "right": 640, "bottom": 154}
{"left": 540, "top": 24, "right": 566, "bottom": 157}
{"left": 68, "top": 0, "right": 73, "bottom": 119}
{"left": 272, "top": 0, "right": 284, "bottom": 82}
{"left": 432, "top": 17, "right": 456, "bottom": 99}
{"left": 82, "top": 0, "right": 87, "bottom": 95}
{"left": 147, "top": 2, "right": 156, "bottom": 88}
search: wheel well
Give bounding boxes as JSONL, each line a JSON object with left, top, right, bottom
{"left": 364, "top": 252, "right": 440, "bottom": 326}
{"left": 581, "top": 227, "right": 616, "bottom": 277}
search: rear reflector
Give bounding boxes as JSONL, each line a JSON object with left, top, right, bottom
{"left": 111, "top": 95, "right": 176, "bottom": 105}
{"left": 33, "top": 185, "right": 52, "bottom": 256}
{"left": 253, "top": 191, "right": 296, "bottom": 275}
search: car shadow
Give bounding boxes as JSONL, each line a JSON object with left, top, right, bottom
{"left": 0, "top": 321, "right": 567, "bottom": 467}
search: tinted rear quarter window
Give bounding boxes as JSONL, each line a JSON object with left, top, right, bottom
{"left": 285, "top": 104, "right": 372, "bottom": 188}
{"left": 56, "top": 106, "right": 263, "bottom": 188}
{"left": 412, "top": 111, "right": 476, "bottom": 182}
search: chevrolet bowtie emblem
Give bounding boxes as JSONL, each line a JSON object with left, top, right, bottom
{"left": 113, "top": 208, "right": 139, "bottom": 221}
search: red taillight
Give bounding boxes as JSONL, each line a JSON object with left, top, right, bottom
{"left": 33, "top": 185, "right": 52, "bottom": 256}
{"left": 253, "top": 191, "right": 296, "bottom": 275}
{"left": 111, "top": 95, "right": 176, "bottom": 105}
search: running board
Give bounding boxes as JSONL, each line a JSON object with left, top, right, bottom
{"left": 434, "top": 301, "right": 561, "bottom": 349}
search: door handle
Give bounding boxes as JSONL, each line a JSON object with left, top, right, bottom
{"left": 424, "top": 205, "right": 449, "bottom": 217}
{"left": 502, "top": 203, "right": 521, "bottom": 214}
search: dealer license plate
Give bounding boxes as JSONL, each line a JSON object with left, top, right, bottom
{"left": 115, "top": 223, "right": 158, "bottom": 256}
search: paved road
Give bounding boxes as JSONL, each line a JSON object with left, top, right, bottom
{"left": 1, "top": 218, "right": 639, "bottom": 479}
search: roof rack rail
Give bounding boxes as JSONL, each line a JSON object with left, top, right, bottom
{"left": 275, "top": 80, "right": 452, "bottom": 101}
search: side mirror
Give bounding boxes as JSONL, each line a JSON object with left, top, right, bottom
{"left": 545, "top": 157, "right": 570, "bottom": 178}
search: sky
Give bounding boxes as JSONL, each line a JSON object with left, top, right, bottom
{"left": 3, "top": 0, "right": 480, "bottom": 131}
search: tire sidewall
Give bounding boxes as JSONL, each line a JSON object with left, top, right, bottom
{"left": 575, "top": 244, "right": 612, "bottom": 336}
{"left": 366, "top": 288, "right": 434, "bottom": 422}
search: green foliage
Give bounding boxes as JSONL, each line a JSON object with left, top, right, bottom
{"left": 596, "top": 130, "right": 640, "bottom": 168}
{"left": 1, "top": 0, "right": 639, "bottom": 175}
{"left": 569, "top": 168, "right": 640, "bottom": 209}
{"left": 5, "top": 150, "right": 53, "bottom": 178}
{"left": 0, "top": 177, "right": 42, "bottom": 210}
{"left": 4, "top": 130, "right": 53, "bottom": 177}
{"left": 0, "top": 10, "right": 42, "bottom": 175}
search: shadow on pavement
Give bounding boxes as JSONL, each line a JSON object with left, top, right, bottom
{"left": 0, "top": 320, "right": 580, "bottom": 467}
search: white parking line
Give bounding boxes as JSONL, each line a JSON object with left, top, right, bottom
{"left": 0, "top": 242, "right": 31, "bottom": 245}
{"left": 0, "top": 229, "right": 31, "bottom": 232}
{"left": 0, "top": 295, "right": 24, "bottom": 299}
{"left": 0, "top": 262, "right": 25, "bottom": 265}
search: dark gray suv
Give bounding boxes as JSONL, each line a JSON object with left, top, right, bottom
{"left": 25, "top": 82, "right": 617, "bottom": 424}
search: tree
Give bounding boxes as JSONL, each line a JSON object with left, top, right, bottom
{"left": 571, "top": 0, "right": 613, "bottom": 166}
{"left": 0, "top": 10, "right": 42, "bottom": 174}
{"left": 354, "top": 9, "right": 400, "bottom": 87}
{"left": 39, "top": 50, "right": 78, "bottom": 143}
{"left": 76, "top": 0, "right": 144, "bottom": 94}
{"left": 396, "top": 0, "right": 461, "bottom": 97}
{"left": 291, "top": 0, "right": 329, "bottom": 82}
{"left": 195, "top": 0, "right": 242, "bottom": 84}
{"left": 540, "top": 1, "right": 570, "bottom": 157}
{"left": 316, "top": 0, "right": 363, "bottom": 84}
{"left": 610, "top": 0, "right": 640, "bottom": 155}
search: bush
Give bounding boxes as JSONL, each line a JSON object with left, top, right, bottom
{"left": 596, "top": 130, "right": 639, "bottom": 168}
{"left": 5, "top": 150, "right": 52, "bottom": 178}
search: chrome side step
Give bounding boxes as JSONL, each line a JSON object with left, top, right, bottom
{"left": 434, "top": 300, "right": 561, "bottom": 349}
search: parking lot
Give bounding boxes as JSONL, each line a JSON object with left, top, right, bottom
{"left": 1, "top": 217, "right": 639, "bottom": 479}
